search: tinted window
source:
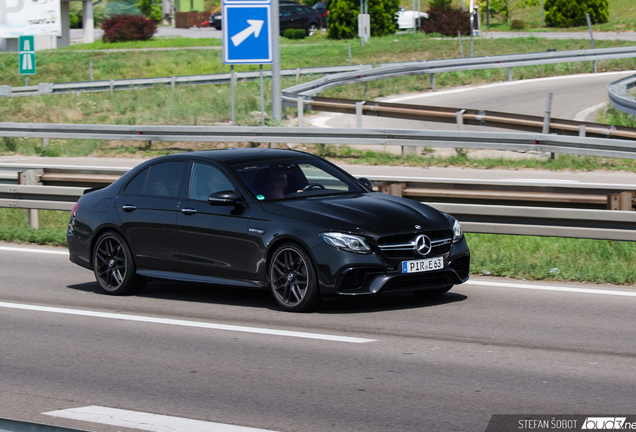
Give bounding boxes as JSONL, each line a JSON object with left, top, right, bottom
{"left": 123, "top": 167, "right": 149, "bottom": 195}
{"left": 280, "top": 7, "right": 292, "bottom": 16}
{"left": 145, "top": 162, "right": 186, "bottom": 197}
{"left": 292, "top": 6, "right": 307, "bottom": 14}
{"left": 189, "top": 163, "right": 235, "bottom": 201}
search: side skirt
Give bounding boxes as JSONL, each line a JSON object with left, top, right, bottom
{"left": 137, "top": 270, "right": 268, "bottom": 289}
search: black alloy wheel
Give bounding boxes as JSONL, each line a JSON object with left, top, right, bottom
{"left": 269, "top": 243, "right": 320, "bottom": 311}
{"left": 93, "top": 231, "right": 142, "bottom": 295}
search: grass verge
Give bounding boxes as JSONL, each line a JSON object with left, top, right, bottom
{"left": 2, "top": 208, "right": 634, "bottom": 285}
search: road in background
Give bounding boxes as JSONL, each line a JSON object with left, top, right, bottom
{"left": 1, "top": 244, "right": 636, "bottom": 432}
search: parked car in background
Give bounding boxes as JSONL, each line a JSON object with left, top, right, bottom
{"left": 312, "top": 1, "right": 328, "bottom": 28}
{"left": 211, "top": 0, "right": 320, "bottom": 34}
{"left": 67, "top": 149, "right": 470, "bottom": 312}
{"left": 397, "top": 7, "right": 428, "bottom": 30}
{"left": 280, "top": 3, "right": 320, "bottom": 35}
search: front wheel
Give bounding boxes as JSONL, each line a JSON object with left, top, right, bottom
{"left": 269, "top": 243, "right": 321, "bottom": 312}
{"left": 93, "top": 231, "right": 143, "bottom": 296}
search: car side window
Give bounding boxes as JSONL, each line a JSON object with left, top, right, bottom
{"left": 189, "top": 163, "right": 235, "bottom": 201}
{"left": 293, "top": 6, "right": 306, "bottom": 14}
{"left": 280, "top": 7, "right": 292, "bottom": 16}
{"left": 123, "top": 167, "right": 149, "bottom": 195}
{"left": 145, "top": 161, "right": 186, "bottom": 197}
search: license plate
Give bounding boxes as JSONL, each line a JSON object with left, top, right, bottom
{"left": 401, "top": 256, "right": 443, "bottom": 274}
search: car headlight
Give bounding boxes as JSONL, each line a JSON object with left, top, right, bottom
{"left": 320, "top": 232, "right": 371, "bottom": 254}
{"left": 452, "top": 218, "right": 463, "bottom": 243}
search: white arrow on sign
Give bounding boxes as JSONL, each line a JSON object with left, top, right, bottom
{"left": 231, "top": 19, "right": 264, "bottom": 47}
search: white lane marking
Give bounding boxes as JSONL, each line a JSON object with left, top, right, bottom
{"left": 465, "top": 280, "right": 636, "bottom": 297}
{"left": 574, "top": 102, "right": 607, "bottom": 121}
{"left": 0, "top": 246, "right": 68, "bottom": 255}
{"left": 44, "top": 406, "right": 278, "bottom": 432}
{"left": 0, "top": 301, "right": 375, "bottom": 343}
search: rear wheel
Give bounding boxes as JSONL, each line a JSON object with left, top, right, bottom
{"left": 93, "top": 231, "right": 144, "bottom": 295}
{"left": 306, "top": 23, "right": 319, "bottom": 35}
{"left": 269, "top": 243, "right": 321, "bottom": 312}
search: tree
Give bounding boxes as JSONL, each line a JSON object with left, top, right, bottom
{"left": 544, "top": 0, "right": 608, "bottom": 27}
{"left": 327, "top": 0, "right": 399, "bottom": 39}
{"left": 135, "top": 0, "right": 162, "bottom": 22}
{"left": 477, "top": 0, "right": 538, "bottom": 24}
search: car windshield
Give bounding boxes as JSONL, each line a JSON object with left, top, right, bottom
{"left": 232, "top": 158, "right": 364, "bottom": 202}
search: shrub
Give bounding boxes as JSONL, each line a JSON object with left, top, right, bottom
{"left": 70, "top": 13, "right": 80, "bottom": 28}
{"left": 283, "top": 29, "right": 306, "bottom": 39}
{"left": 101, "top": 14, "right": 157, "bottom": 42}
{"left": 327, "top": 0, "right": 398, "bottom": 39}
{"left": 429, "top": 0, "right": 452, "bottom": 8}
{"left": 510, "top": 19, "right": 525, "bottom": 30}
{"left": 420, "top": 5, "right": 470, "bottom": 36}
{"left": 544, "top": 0, "right": 608, "bottom": 28}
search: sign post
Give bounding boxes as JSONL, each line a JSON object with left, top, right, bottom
{"left": 222, "top": 0, "right": 273, "bottom": 125}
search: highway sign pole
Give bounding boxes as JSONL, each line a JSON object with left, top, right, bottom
{"left": 230, "top": 65, "right": 235, "bottom": 125}
{"left": 260, "top": 64, "right": 265, "bottom": 126}
{"left": 271, "top": 0, "right": 282, "bottom": 122}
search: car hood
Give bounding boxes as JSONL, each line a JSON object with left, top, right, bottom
{"left": 261, "top": 192, "right": 449, "bottom": 234}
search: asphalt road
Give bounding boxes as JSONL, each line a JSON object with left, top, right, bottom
{"left": 2, "top": 244, "right": 636, "bottom": 432}
{"left": 313, "top": 70, "right": 635, "bottom": 130}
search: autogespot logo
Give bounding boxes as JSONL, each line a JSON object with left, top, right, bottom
{"left": 582, "top": 417, "right": 629, "bottom": 429}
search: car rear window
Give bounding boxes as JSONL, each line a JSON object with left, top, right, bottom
{"left": 144, "top": 161, "right": 186, "bottom": 197}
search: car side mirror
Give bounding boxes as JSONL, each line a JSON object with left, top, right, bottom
{"left": 208, "top": 190, "right": 241, "bottom": 206}
{"left": 358, "top": 177, "right": 373, "bottom": 190}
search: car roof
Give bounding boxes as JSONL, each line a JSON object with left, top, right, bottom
{"left": 156, "top": 148, "right": 316, "bottom": 166}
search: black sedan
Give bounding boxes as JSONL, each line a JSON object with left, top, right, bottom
{"left": 67, "top": 149, "right": 470, "bottom": 311}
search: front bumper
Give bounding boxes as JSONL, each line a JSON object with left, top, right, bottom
{"left": 311, "top": 236, "right": 470, "bottom": 298}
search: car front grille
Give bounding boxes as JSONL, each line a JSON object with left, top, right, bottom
{"left": 376, "top": 229, "right": 453, "bottom": 260}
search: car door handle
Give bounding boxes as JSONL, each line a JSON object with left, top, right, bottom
{"left": 122, "top": 205, "right": 136, "bottom": 212}
{"left": 181, "top": 208, "right": 197, "bottom": 215}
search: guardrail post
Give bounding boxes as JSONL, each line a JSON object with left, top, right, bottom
{"left": 542, "top": 91, "right": 555, "bottom": 158}
{"left": 347, "top": 44, "right": 352, "bottom": 62}
{"left": 378, "top": 183, "right": 405, "bottom": 197}
{"left": 430, "top": 73, "right": 436, "bottom": 91}
{"left": 109, "top": 80, "right": 114, "bottom": 95}
{"left": 297, "top": 96, "right": 304, "bottom": 127}
{"left": 456, "top": 109, "right": 465, "bottom": 130}
{"left": 458, "top": 31, "right": 464, "bottom": 58}
{"left": 608, "top": 191, "right": 635, "bottom": 211}
{"left": 579, "top": 125, "right": 586, "bottom": 137}
{"left": 296, "top": 68, "right": 300, "bottom": 82}
{"left": 89, "top": 60, "right": 93, "bottom": 81}
{"left": 42, "top": 138, "right": 49, "bottom": 148}
{"left": 356, "top": 101, "right": 366, "bottom": 128}
{"left": 218, "top": 51, "right": 222, "bottom": 73}
{"left": 507, "top": 67, "right": 512, "bottom": 81}
{"left": 19, "top": 170, "right": 43, "bottom": 229}
{"left": 0, "top": 85, "right": 11, "bottom": 97}
{"left": 171, "top": 76, "right": 176, "bottom": 90}
{"left": 37, "top": 83, "right": 53, "bottom": 95}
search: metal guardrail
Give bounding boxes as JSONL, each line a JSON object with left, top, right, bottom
{"left": 309, "top": 96, "right": 636, "bottom": 140}
{"left": 2, "top": 181, "right": 635, "bottom": 241}
{"left": 0, "top": 65, "right": 371, "bottom": 97}
{"left": 608, "top": 73, "right": 636, "bottom": 116}
{"left": 1, "top": 46, "right": 634, "bottom": 98}
{"left": 283, "top": 46, "right": 636, "bottom": 100}
{"left": 1, "top": 123, "right": 636, "bottom": 159}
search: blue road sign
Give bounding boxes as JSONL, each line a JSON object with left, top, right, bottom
{"left": 223, "top": 3, "right": 272, "bottom": 64}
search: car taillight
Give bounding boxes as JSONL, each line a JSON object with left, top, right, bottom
{"left": 70, "top": 202, "right": 80, "bottom": 217}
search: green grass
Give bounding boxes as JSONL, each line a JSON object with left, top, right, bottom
{"left": 0, "top": 208, "right": 69, "bottom": 246}
{"left": 598, "top": 107, "right": 636, "bottom": 129}
{"left": 468, "top": 233, "right": 636, "bottom": 285}
{"left": 1, "top": 32, "right": 634, "bottom": 87}
{"left": 1, "top": 207, "right": 634, "bottom": 284}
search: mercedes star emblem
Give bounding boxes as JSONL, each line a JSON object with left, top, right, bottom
{"left": 414, "top": 235, "right": 432, "bottom": 256}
